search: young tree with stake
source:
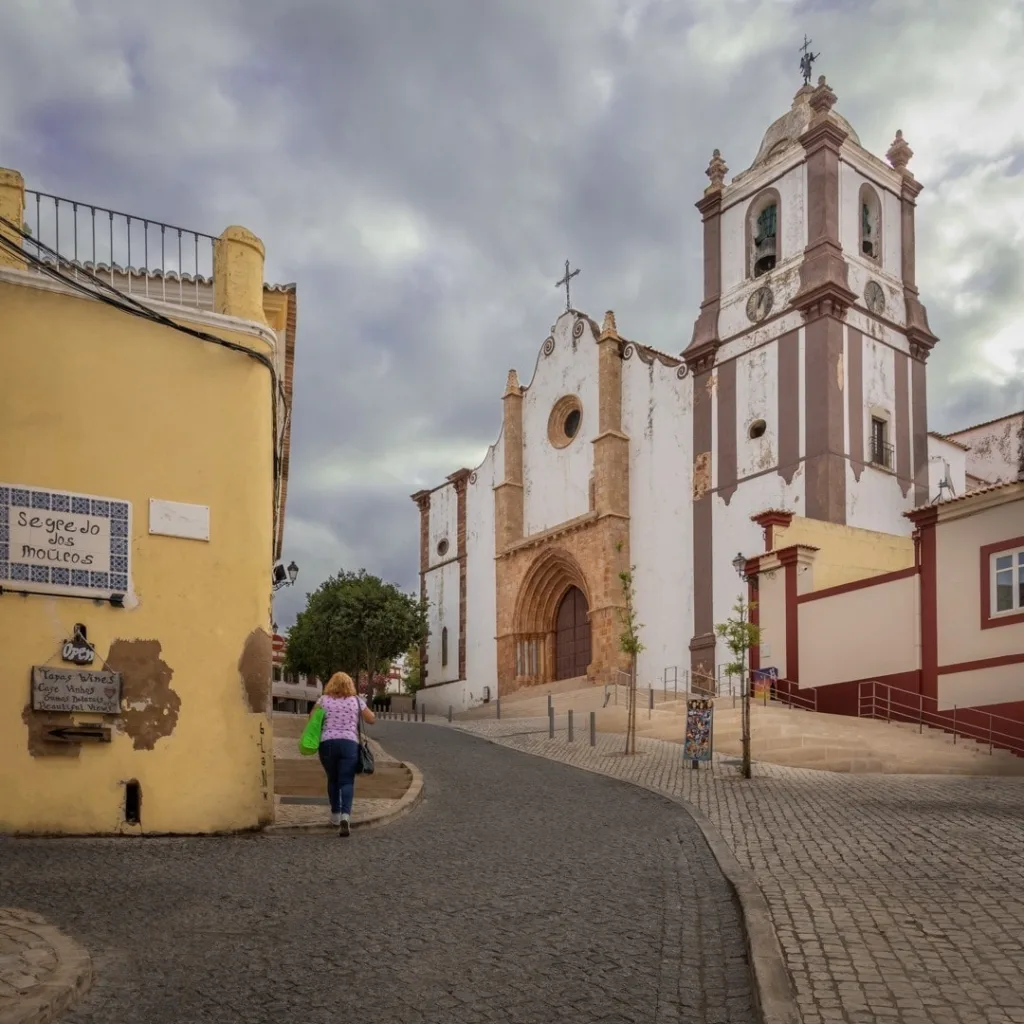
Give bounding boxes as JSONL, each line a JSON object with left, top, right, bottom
{"left": 715, "top": 595, "right": 762, "bottom": 780}
{"left": 618, "top": 563, "right": 644, "bottom": 756}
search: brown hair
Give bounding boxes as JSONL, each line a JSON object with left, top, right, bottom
{"left": 323, "top": 672, "right": 356, "bottom": 698}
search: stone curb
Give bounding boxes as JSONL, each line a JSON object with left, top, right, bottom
{"left": 264, "top": 761, "right": 425, "bottom": 836}
{"left": 445, "top": 723, "right": 800, "bottom": 1024}
{"left": 0, "top": 911, "right": 93, "bottom": 1024}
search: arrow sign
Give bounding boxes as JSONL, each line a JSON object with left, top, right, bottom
{"left": 47, "top": 726, "right": 111, "bottom": 744}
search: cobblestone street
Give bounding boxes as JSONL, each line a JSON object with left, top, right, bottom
{"left": 453, "top": 715, "right": 1024, "bottom": 1024}
{"left": 0, "top": 723, "right": 755, "bottom": 1024}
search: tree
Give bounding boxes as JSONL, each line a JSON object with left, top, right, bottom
{"left": 285, "top": 570, "right": 428, "bottom": 694}
{"left": 618, "top": 565, "right": 645, "bottom": 756}
{"left": 715, "top": 595, "right": 762, "bottom": 780}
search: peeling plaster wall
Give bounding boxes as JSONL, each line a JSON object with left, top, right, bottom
{"left": 847, "top": 330, "right": 912, "bottom": 533}
{"left": 622, "top": 352, "right": 692, "bottom": 686}
{"left": 464, "top": 441, "right": 499, "bottom": 703}
{"left": 427, "top": 482, "right": 459, "bottom": 569}
{"left": 522, "top": 316, "right": 597, "bottom": 535}
{"left": 711, "top": 333, "right": 807, "bottom": 675}
{"left": 948, "top": 414, "right": 1024, "bottom": 486}
{"left": 0, "top": 272, "right": 277, "bottom": 835}
{"left": 425, "top": 558, "right": 460, "bottom": 686}
{"left": 736, "top": 345, "right": 778, "bottom": 479}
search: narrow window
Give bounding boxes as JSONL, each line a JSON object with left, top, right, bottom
{"left": 869, "top": 416, "right": 892, "bottom": 469}
{"left": 441, "top": 626, "right": 449, "bottom": 667}
{"left": 753, "top": 202, "right": 778, "bottom": 277}
{"left": 859, "top": 185, "right": 882, "bottom": 261}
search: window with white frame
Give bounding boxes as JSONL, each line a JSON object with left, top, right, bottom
{"left": 992, "top": 546, "right": 1024, "bottom": 615}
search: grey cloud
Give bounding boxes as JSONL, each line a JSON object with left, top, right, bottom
{"left": 1, "top": 0, "right": 1021, "bottom": 632}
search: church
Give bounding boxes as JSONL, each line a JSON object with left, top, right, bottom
{"left": 411, "top": 73, "right": 980, "bottom": 711}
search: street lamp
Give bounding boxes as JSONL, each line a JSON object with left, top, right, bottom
{"left": 732, "top": 552, "right": 754, "bottom": 780}
{"left": 732, "top": 552, "right": 758, "bottom": 588}
{"left": 272, "top": 560, "right": 300, "bottom": 592}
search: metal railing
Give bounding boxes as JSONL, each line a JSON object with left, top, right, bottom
{"left": 857, "top": 680, "right": 1024, "bottom": 758}
{"left": 22, "top": 189, "right": 216, "bottom": 309}
{"left": 869, "top": 434, "right": 895, "bottom": 470}
{"left": 761, "top": 678, "right": 819, "bottom": 712}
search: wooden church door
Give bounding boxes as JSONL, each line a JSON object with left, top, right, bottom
{"left": 555, "top": 586, "right": 591, "bottom": 680}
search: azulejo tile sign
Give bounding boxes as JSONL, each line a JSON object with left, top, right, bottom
{"left": 0, "top": 484, "right": 132, "bottom": 599}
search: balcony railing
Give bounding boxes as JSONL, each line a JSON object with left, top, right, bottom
{"left": 869, "top": 435, "right": 894, "bottom": 469}
{"left": 21, "top": 189, "right": 216, "bottom": 311}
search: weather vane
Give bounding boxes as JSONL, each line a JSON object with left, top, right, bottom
{"left": 799, "top": 35, "right": 819, "bottom": 85}
{"left": 555, "top": 259, "right": 580, "bottom": 312}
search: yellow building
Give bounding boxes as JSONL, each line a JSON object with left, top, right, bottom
{"left": 0, "top": 167, "right": 297, "bottom": 834}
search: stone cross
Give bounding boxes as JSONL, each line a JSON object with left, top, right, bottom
{"left": 555, "top": 259, "right": 580, "bottom": 312}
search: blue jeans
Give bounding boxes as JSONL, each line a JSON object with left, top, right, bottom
{"left": 318, "top": 739, "right": 360, "bottom": 815}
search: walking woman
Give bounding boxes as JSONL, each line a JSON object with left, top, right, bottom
{"left": 313, "top": 672, "right": 375, "bottom": 836}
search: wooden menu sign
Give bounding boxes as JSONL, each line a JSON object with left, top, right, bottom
{"left": 31, "top": 666, "right": 122, "bottom": 715}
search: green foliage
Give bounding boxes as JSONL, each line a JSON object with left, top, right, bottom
{"left": 617, "top": 567, "right": 645, "bottom": 656}
{"left": 403, "top": 643, "right": 423, "bottom": 695}
{"left": 285, "top": 569, "right": 428, "bottom": 688}
{"left": 714, "top": 595, "right": 762, "bottom": 676}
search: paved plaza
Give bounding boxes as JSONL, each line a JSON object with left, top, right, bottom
{"left": 452, "top": 714, "right": 1024, "bottom": 1024}
{"left": 0, "top": 722, "right": 755, "bottom": 1024}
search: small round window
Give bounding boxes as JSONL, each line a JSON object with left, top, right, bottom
{"left": 436, "top": 539, "right": 449, "bottom": 557}
{"left": 548, "top": 395, "right": 583, "bottom": 449}
{"left": 748, "top": 419, "right": 767, "bottom": 440}
{"left": 564, "top": 408, "right": 581, "bottom": 439}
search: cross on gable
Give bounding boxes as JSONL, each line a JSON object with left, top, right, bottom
{"left": 555, "top": 259, "right": 580, "bottom": 312}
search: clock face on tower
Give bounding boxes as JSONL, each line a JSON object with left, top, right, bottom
{"left": 745, "top": 285, "right": 774, "bottom": 323}
{"left": 864, "top": 280, "right": 886, "bottom": 316}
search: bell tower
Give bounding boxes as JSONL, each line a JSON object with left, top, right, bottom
{"left": 681, "top": 69, "right": 939, "bottom": 688}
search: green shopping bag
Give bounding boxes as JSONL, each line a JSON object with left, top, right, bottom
{"left": 298, "top": 706, "right": 325, "bottom": 756}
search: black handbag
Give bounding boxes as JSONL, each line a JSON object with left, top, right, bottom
{"left": 355, "top": 697, "right": 375, "bottom": 775}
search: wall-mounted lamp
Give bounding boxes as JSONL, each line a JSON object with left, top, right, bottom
{"left": 732, "top": 552, "right": 757, "bottom": 589}
{"left": 272, "top": 561, "right": 299, "bottom": 592}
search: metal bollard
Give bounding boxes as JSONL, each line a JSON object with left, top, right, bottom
{"left": 649, "top": 689, "right": 654, "bottom": 715}
{"left": 568, "top": 709, "right": 574, "bottom": 743}
{"left": 590, "top": 711, "right": 596, "bottom": 746}
{"left": 547, "top": 693, "right": 553, "bottom": 713}
{"left": 548, "top": 706, "right": 554, "bottom": 739}
{"left": 421, "top": 704, "right": 426, "bottom": 722}
{"left": 448, "top": 705, "right": 453, "bottom": 723}
{"left": 496, "top": 697, "right": 501, "bottom": 720}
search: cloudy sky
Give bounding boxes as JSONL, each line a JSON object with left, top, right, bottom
{"left": 3, "top": 0, "right": 1022, "bottom": 628}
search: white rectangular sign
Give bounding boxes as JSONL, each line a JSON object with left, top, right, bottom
{"left": 1, "top": 484, "right": 132, "bottom": 599}
{"left": 149, "top": 498, "right": 210, "bottom": 541}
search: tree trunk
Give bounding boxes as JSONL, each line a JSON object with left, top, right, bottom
{"left": 741, "top": 657, "right": 752, "bottom": 780}
{"left": 624, "top": 653, "right": 638, "bottom": 755}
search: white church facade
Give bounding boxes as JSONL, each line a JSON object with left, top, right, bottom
{"left": 412, "top": 75, "right": 990, "bottom": 711}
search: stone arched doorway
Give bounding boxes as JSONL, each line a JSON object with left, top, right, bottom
{"left": 509, "top": 547, "right": 593, "bottom": 688}
{"left": 554, "top": 586, "right": 591, "bottom": 680}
